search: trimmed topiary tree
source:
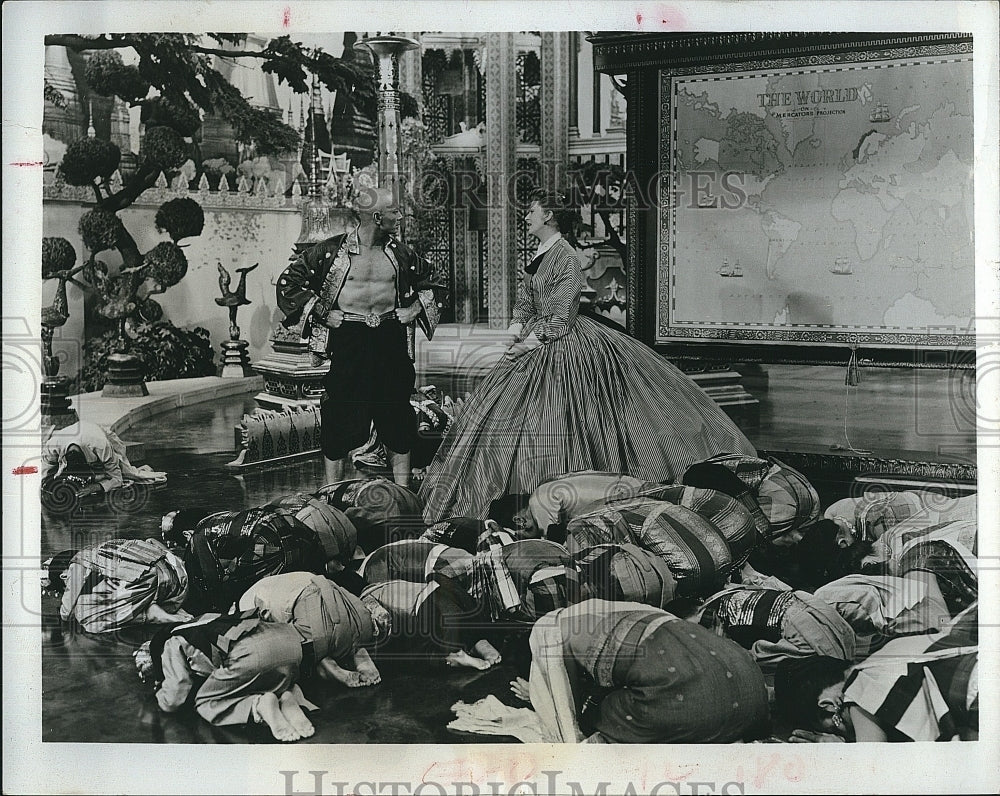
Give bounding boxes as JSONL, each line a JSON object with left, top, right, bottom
{"left": 45, "top": 33, "right": 377, "bottom": 395}
{"left": 61, "top": 124, "right": 204, "bottom": 395}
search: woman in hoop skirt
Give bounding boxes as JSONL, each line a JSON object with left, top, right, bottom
{"left": 419, "top": 191, "right": 757, "bottom": 522}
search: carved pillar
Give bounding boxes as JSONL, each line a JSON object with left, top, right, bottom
{"left": 484, "top": 32, "right": 518, "bottom": 329}
{"left": 540, "top": 32, "right": 570, "bottom": 192}
{"left": 568, "top": 32, "right": 579, "bottom": 137}
{"left": 355, "top": 35, "right": 420, "bottom": 208}
{"left": 453, "top": 205, "right": 479, "bottom": 323}
{"left": 397, "top": 32, "right": 424, "bottom": 110}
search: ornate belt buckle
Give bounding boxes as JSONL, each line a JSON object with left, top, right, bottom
{"left": 365, "top": 312, "right": 381, "bottom": 328}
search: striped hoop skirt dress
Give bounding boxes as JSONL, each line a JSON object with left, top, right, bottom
{"left": 420, "top": 312, "right": 756, "bottom": 522}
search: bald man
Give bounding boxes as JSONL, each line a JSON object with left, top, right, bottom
{"left": 277, "top": 188, "right": 446, "bottom": 487}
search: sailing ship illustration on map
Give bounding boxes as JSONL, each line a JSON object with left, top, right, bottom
{"left": 718, "top": 258, "right": 744, "bottom": 278}
{"left": 869, "top": 100, "right": 891, "bottom": 123}
{"left": 830, "top": 257, "right": 854, "bottom": 275}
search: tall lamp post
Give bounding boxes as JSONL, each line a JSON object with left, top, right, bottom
{"left": 354, "top": 35, "right": 420, "bottom": 217}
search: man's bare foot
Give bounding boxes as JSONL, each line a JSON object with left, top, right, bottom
{"left": 317, "top": 658, "right": 365, "bottom": 687}
{"left": 146, "top": 604, "right": 193, "bottom": 623}
{"left": 445, "top": 649, "right": 491, "bottom": 670}
{"left": 353, "top": 648, "right": 381, "bottom": 685}
{"left": 253, "top": 692, "right": 300, "bottom": 742}
{"left": 472, "top": 639, "right": 502, "bottom": 666}
{"left": 279, "top": 692, "right": 315, "bottom": 738}
{"left": 510, "top": 676, "right": 531, "bottom": 704}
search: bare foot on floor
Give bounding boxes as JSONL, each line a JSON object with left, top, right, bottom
{"left": 253, "top": 692, "right": 301, "bottom": 742}
{"left": 279, "top": 692, "right": 315, "bottom": 739}
{"left": 318, "top": 658, "right": 365, "bottom": 688}
{"left": 510, "top": 676, "right": 531, "bottom": 704}
{"left": 353, "top": 648, "right": 382, "bottom": 686}
{"left": 445, "top": 649, "right": 491, "bottom": 670}
{"left": 473, "top": 639, "right": 502, "bottom": 666}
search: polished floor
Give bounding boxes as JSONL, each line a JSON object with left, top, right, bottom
{"left": 40, "top": 362, "right": 976, "bottom": 743}
{"left": 40, "top": 390, "right": 528, "bottom": 744}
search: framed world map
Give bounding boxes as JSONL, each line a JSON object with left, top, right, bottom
{"left": 654, "top": 35, "right": 974, "bottom": 353}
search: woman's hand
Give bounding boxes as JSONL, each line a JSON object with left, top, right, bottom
{"left": 77, "top": 481, "right": 104, "bottom": 498}
{"left": 788, "top": 729, "right": 846, "bottom": 743}
{"left": 510, "top": 677, "right": 531, "bottom": 704}
{"left": 504, "top": 340, "right": 539, "bottom": 361}
{"left": 325, "top": 309, "right": 345, "bottom": 328}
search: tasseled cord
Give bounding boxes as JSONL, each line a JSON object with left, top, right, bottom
{"left": 845, "top": 347, "right": 862, "bottom": 387}
{"left": 833, "top": 347, "right": 873, "bottom": 455}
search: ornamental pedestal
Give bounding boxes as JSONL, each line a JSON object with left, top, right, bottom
{"left": 220, "top": 338, "right": 253, "bottom": 378}
{"left": 102, "top": 351, "right": 148, "bottom": 397}
{"left": 251, "top": 324, "right": 328, "bottom": 409}
{"left": 40, "top": 376, "right": 76, "bottom": 427}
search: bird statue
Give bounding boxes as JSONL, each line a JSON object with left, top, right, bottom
{"left": 41, "top": 263, "right": 87, "bottom": 378}
{"left": 215, "top": 262, "right": 258, "bottom": 339}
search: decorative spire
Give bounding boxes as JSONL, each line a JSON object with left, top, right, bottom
{"left": 87, "top": 99, "right": 96, "bottom": 138}
{"left": 310, "top": 73, "right": 324, "bottom": 197}
{"left": 295, "top": 71, "right": 337, "bottom": 250}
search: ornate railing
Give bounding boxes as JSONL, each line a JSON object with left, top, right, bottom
{"left": 43, "top": 167, "right": 340, "bottom": 212}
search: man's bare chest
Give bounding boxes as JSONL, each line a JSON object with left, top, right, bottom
{"left": 345, "top": 247, "right": 396, "bottom": 285}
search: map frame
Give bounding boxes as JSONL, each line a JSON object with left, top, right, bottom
{"left": 643, "top": 33, "right": 976, "bottom": 360}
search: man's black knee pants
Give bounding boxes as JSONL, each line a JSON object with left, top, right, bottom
{"left": 321, "top": 320, "right": 417, "bottom": 460}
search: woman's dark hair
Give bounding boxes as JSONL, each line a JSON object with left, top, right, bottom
{"left": 487, "top": 493, "right": 531, "bottom": 530}
{"left": 796, "top": 520, "right": 878, "bottom": 586}
{"left": 162, "top": 508, "right": 214, "bottom": 547}
{"left": 327, "top": 566, "right": 366, "bottom": 597}
{"left": 61, "top": 444, "right": 90, "bottom": 475}
{"left": 773, "top": 656, "right": 850, "bottom": 732}
{"left": 682, "top": 462, "right": 752, "bottom": 499}
{"left": 44, "top": 549, "right": 79, "bottom": 595}
{"left": 530, "top": 189, "right": 581, "bottom": 247}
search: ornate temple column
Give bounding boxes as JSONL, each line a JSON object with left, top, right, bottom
{"left": 484, "top": 32, "right": 518, "bottom": 329}
{"left": 355, "top": 35, "right": 420, "bottom": 208}
{"left": 252, "top": 76, "right": 344, "bottom": 412}
{"left": 452, "top": 203, "right": 476, "bottom": 323}
{"left": 568, "top": 32, "right": 579, "bottom": 138}
{"left": 396, "top": 32, "right": 424, "bottom": 110}
{"left": 540, "top": 32, "right": 571, "bottom": 192}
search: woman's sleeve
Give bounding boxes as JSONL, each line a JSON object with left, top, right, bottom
{"left": 534, "top": 249, "right": 582, "bottom": 342}
{"left": 58, "top": 560, "right": 85, "bottom": 621}
{"left": 156, "top": 636, "right": 195, "bottom": 713}
{"left": 94, "top": 432, "right": 125, "bottom": 492}
{"left": 510, "top": 276, "right": 533, "bottom": 327}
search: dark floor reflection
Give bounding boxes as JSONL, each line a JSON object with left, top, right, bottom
{"left": 42, "top": 387, "right": 520, "bottom": 744}
{"left": 42, "top": 593, "right": 519, "bottom": 743}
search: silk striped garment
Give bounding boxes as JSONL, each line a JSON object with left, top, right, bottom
{"left": 359, "top": 539, "right": 473, "bottom": 589}
{"left": 843, "top": 605, "right": 978, "bottom": 741}
{"left": 59, "top": 538, "right": 188, "bottom": 633}
{"left": 419, "top": 237, "right": 756, "bottom": 522}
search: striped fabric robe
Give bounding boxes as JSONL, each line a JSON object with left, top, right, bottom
{"left": 843, "top": 604, "right": 978, "bottom": 741}
{"left": 359, "top": 539, "right": 473, "bottom": 589}
{"left": 59, "top": 538, "right": 187, "bottom": 632}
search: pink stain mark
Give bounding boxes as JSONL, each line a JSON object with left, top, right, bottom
{"left": 10, "top": 161, "right": 43, "bottom": 167}
{"left": 636, "top": 4, "right": 687, "bottom": 30}
{"left": 281, "top": 6, "right": 291, "bottom": 28}
{"left": 12, "top": 465, "right": 38, "bottom": 475}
